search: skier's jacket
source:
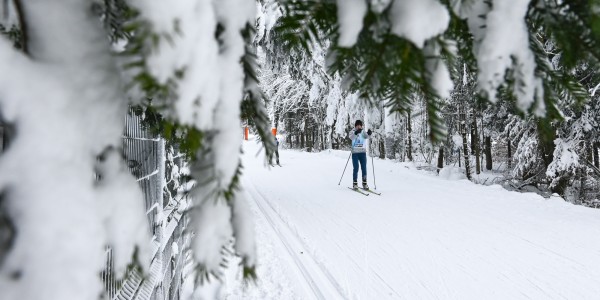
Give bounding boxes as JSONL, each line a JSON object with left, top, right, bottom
{"left": 349, "top": 129, "right": 369, "bottom": 153}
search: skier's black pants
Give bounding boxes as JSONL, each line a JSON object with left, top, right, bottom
{"left": 351, "top": 152, "right": 367, "bottom": 182}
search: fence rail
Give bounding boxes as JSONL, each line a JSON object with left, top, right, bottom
{"left": 102, "top": 111, "right": 189, "bottom": 300}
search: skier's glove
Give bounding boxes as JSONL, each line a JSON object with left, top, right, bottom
{"left": 367, "top": 129, "right": 372, "bottom": 136}
{"left": 355, "top": 129, "right": 362, "bottom": 134}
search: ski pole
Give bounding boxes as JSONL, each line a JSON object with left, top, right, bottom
{"left": 338, "top": 152, "right": 352, "bottom": 185}
{"left": 370, "top": 135, "right": 377, "bottom": 190}
{"left": 371, "top": 154, "right": 377, "bottom": 190}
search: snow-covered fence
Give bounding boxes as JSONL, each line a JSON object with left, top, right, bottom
{"left": 101, "top": 247, "right": 123, "bottom": 299}
{"left": 101, "top": 112, "right": 189, "bottom": 300}
{"left": 122, "top": 113, "right": 164, "bottom": 235}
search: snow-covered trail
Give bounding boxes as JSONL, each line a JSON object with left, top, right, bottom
{"left": 239, "top": 139, "right": 600, "bottom": 299}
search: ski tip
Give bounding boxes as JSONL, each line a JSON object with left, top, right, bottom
{"left": 347, "top": 187, "right": 369, "bottom": 195}
{"left": 361, "top": 188, "right": 382, "bottom": 195}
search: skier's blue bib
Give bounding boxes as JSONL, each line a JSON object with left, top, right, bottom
{"left": 352, "top": 135, "right": 366, "bottom": 152}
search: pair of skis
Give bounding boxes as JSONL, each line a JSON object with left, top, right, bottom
{"left": 347, "top": 187, "right": 381, "bottom": 196}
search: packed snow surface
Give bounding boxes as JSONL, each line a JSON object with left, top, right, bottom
{"left": 227, "top": 137, "right": 600, "bottom": 299}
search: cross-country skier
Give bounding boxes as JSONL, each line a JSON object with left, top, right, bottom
{"left": 349, "top": 120, "right": 372, "bottom": 189}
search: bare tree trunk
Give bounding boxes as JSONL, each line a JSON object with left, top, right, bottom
{"left": 480, "top": 109, "right": 485, "bottom": 169}
{"left": 460, "top": 108, "right": 471, "bottom": 180}
{"left": 462, "top": 130, "right": 471, "bottom": 180}
{"left": 330, "top": 121, "right": 336, "bottom": 149}
{"left": 485, "top": 136, "right": 492, "bottom": 170}
{"left": 470, "top": 119, "right": 476, "bottom": 155}
{"left": 407, "top": 113, "right": 413, "bottom": 161}
{"left": 318, "top": 127, "right": 321, "bottom": 151}
{"left": 308, "top": 129, "right": 312, "bottom": 150}
{"left": 472, "top": 115, "right": 480, "bottom": 174}
{"left": 507, "top": 135, "right": 512, "bottom": 170}
{"left": 310, "top": 130, "right": 313, "bottom": 150}
{"left": 319, "top": 125, "right": 327, "bottom": 150}
{"left": 379, "top": 138, "right": 385, "bottom": 159}
{"left": 437, "top": 147, "right": 444, "bottom": 173}
{"left": 579, "top": 167, "right": 586, "bottom": 204}
{"left": 306, "top": 130, "right": 310, "bottom": 150}
{"left": 593, "top": 142, "right": 599, "bottom": 169}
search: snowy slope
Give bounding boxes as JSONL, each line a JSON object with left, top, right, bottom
{"left": 228, "top": 138, "right": 600, "bottom": 299}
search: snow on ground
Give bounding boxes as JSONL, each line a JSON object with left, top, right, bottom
{"left": 226, "top": 137, "right": 600, "bottom": 299}
{"left": 223, "top": 186, "right": 303, "bottom": 300}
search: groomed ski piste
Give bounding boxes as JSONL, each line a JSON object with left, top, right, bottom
{"left": 224, "top": 137, "right": 600, "bottom": 299}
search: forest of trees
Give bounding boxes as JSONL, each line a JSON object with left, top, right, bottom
{"left": 0, "top": 0, "right": 599, "bottom": 299}
{"left": 258, "top": 0, "right": 600, "bottom": 207}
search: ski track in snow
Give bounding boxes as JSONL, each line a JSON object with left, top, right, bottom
{"left": 244, "top": 177, "right": 347, "bottom": 299}
{"left": 234, "top": 139, "right": 600, "bottom": 300}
